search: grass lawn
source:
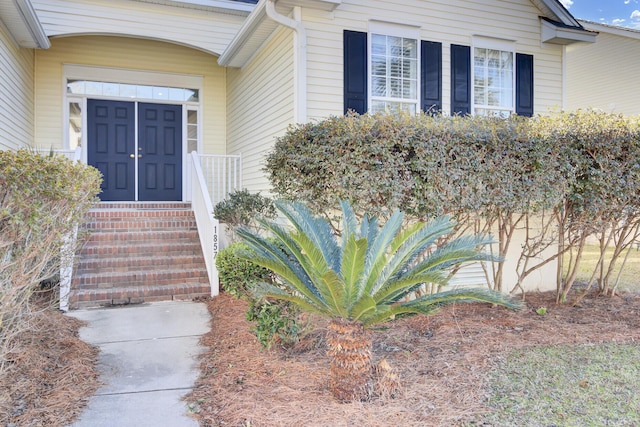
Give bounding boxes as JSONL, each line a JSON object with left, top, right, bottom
{"left": 563, "top": 244, "right": 640, "bottom": 293}
{"left": 479, "top": 344, "right": 640, "bottom": 426}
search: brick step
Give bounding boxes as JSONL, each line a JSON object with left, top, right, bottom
{"left": 81, "top": 230, "right": 200, "bottom": 244}
{"left": 93, "top": 202, "right": 192, "bottom": 210}
{"left": 78, "top": 241, "right": 203, "bottom": 257}
{"left": 71, "top": 203, "right": 211, "bottom": 308}
{"left": 72, "top": 268, "right": 209, "bottom": 289}
{"left": 87, "top": 209, "right": 195, "bottom": 219}
{"left": 69, "top": 283, "right": 210, "bottom": 309}
{"left": 76, "top": 254, "right": 206, "bottom": 275}
{"left": 83, "top": 217, "right": 197, "bottom": 232}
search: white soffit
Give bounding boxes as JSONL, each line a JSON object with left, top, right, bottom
{"left": 541, "top": 18, "right": 597, "bottom": 44}
{"left": 0, "top": 0, "right": 49, "bottom": 48}
{"left": 131, "top": 0, "right": 255, "bottom": 16}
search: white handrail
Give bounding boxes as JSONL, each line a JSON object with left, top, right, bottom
{"left": 197, "top": 154, "right": 242, "bottom": 208}
{"left": 191, "top": 152, "right": 220, "bottom": 296}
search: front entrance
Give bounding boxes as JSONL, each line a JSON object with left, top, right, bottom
{"left": 88, "top": 99, "right": 183, "bottom": 201}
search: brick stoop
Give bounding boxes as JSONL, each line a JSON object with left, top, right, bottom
{"left": 69, "top": 202, "right": 211, "bottom": 309}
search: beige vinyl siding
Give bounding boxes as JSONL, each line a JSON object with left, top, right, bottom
{"left": 566, "top": 28, "right": 640, "bottom": 115}
{"left": 31, "top": 0, "right": 246, "bottom": 56}
{"left": 303, "top": 0, "right": 564, "bottom": 119}
{"left": 0, "top": 24, "right": 35, "bottom": 151}
{"left": 34, "top": 36, "right": 225, "bottom": 153}
{"left": 226, "top": 27, "right": 294, "bottom": 193}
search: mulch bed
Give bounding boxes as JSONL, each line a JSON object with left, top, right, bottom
{"left": 0, "top": 308, "right": 101, "bottom": 427}
{"left": 186, "top": 290, "right": 640, "bottom": 427}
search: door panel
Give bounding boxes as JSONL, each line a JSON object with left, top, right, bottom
{"left": 138, "top": 103, "right": 182, "bottom": 201}
{"left": 88, "top": 100, "right": 135, "bottom": 201}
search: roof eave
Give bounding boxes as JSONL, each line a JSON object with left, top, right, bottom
{"left": 531, "top": 0, "right": 582, "bottom": 28}
{"left": 219, "top": 0, "right": 341, "bottom": 68}
{"left": 541, "top": 18, "right": 597, "bottom": 45}
{"left": 0, "top": 0, "right": 50, "bottom": 49}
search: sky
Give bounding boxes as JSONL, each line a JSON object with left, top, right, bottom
{"left": 558, "top": 0, "right": 640, "bottom": 29}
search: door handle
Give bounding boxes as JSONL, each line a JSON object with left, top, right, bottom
{"left": 130, "top": 154, "right": 135, "bottom": 158}
{"left": 138, "top": 154, "right": 143, "bottom": 158}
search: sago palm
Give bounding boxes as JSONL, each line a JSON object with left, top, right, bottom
{"left": 236, "top": 200, "right": 520, "bottom": 402}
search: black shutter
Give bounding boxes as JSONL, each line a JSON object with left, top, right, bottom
{"left": 516, "top": 53, "right": 534, "bottom": 117}
{"left": 344, "top": 30, "right": 368, "bottom": 115}
{"left": 450, "top": 44, "right": 471, "bottom": 115}
{"left": 421, "top": 40, "right": 442, "bottom": 114}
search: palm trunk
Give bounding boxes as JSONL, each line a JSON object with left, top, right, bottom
{"left": 326, "top": 318, "right": 372, "bottom": 402}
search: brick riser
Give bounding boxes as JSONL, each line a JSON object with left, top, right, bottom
{"left": 69, "top": 202, "right": 211, "bottom": 309}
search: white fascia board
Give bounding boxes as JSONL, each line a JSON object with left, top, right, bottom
{"left": 532, "top": 0, "right": 581, "bottom": 27}
{"left": 131, "top": 0, "right": 254, "bottom": 16}
{"left": 0, "top": 0, "right": 50, "bottom": 49}
{"left": 218, "top": 0, "right": 269, "bottom": 66}
{"left": 541, "top": 19, "right": 597, "bottom": 45}
{"left": 579, "top": 20, "right": 640, "bottom": 40}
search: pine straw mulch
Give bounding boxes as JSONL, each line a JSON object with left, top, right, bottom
{"left": 0, "top": 306, "right": 101, "bottom": 427}
{"left": 186, "top": 290, "right": 640, "bottom": 427}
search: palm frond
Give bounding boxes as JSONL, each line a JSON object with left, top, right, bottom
{"left": 235, "top": 228, "right": 327, "bottom": 307}
{"left": 359, "top": 209, "right": 405, "bottom": 298}
{"left": 276, "top": 200, "right": 341, "bottom": 272}
{"left": 250, "top": 281, "right": 333, "bottom": 316}
{"left": 402, "top": 287, "right": 523, "bottom": 312}
{"left": 340, "top": 234, "right": 367, "bottom": 309}
{"left": 369, "top": 216, "right": 456, "bottom": 295}
{"left": 372, "top": 270, "right": 448, "bottom": 304}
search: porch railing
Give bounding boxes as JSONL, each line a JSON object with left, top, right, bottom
{"left": 190, "top": 152, "right": 220, "bottom": 296}
{"left": 198, "top": 154, "right": 242, "bottom": 208}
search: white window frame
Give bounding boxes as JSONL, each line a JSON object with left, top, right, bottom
{"left": 368, "top": 21, "right": 421, "bottom": 115}
{"left": 62, "top": 64, "right": 204, "bottom": 201}
{"left": 471, "top": 36, "right": 516, "bottom": 117}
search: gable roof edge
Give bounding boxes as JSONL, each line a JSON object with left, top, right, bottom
{"left": 0, "top": 0, "right": 50, "bottom": 49}
{"left": 531, "top": 0, "right": 582, "bottom": 28}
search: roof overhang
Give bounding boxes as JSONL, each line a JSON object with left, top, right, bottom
{"left": 0, "top": 0, "right": 50, "bottom": 48}
{"left": 219, "top": 0, "right": 341, "bottom": 67}
{"left": 531, "top": 0, "right": 581, "bottom": 27}
{"left": 131, "top": 0, "right": 255, "bottom": 16}
{"left": 579, "top": 20, "right": 640, "bottom": 40}
{"left": 541, "top": 17, "right": 598, "bottom": 44}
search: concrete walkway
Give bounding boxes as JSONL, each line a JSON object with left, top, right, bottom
{"left": 67, "top": 301, "right": 210, "bottom": 427}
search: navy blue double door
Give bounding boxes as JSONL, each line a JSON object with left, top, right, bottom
{"left": 88, "top": 99, "right": 182, "bottom": 201}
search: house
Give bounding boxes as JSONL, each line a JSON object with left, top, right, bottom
{"left": 565, "top": 20, "right": 640, "bottom": 116}
{"left": 0, "top": 0, "right": 597, "bottom": 303}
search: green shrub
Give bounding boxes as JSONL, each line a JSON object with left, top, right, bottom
{"left": 216, "top": 242, "right": 272, "bottom": 298}
{"left": 245, "top": 299, "right": 300, "bottom": 349}
{"left": 0, "top": 149, "right": 101, "bottom": 373}
{"left": 214, "top": 189, "right": 276, "bottom": 231}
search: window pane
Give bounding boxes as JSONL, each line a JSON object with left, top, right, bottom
{"left": 68, "top": 102, "right": 82, "bottom": 150}
{"left": 136, "top": 85, "right": 153, "bottom": 99}
{"left": 372, "top": 76, "right": 387, "bottom": 97}
{"left": 473, "top": 47, "right": 514, "bottom": 116}
{"left": 120, "top": 84, "right": 136, "bottom": 98}
{"left": 371, "top": 56, "right": 387, "bottom": 77}
{"left": 370, "top": 32, "right": 419, "bottom": 111}
{"left": 103, "top": 83, "right": 119, "bottom": 96}
{"left": 372, "top": 34, "right": 386, "bottom": 55}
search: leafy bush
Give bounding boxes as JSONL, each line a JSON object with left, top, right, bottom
{"left": 264, "top": 111, "right": 640, "bottom": 301}
{"left": 216, "top": 242, "right": 301, "bottom": 348}
{"left": 0, "top": 149, "right": 101, "bottom": 373}
{"left": 245, "top": 299, "right": 300, "bottom": 349}
{"left": 213, "top": 189, "right": 276, "bottom": 238}
{"left": 216, "top": 242, "right": 273, "bottom": 298}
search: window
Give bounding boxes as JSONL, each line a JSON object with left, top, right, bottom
{"left": 472, "top": 38, "right": 515, "bottom": 118}
{"left": 363, "top": 22, "right": 421, "bottom": 115}
{"left": 370, "top": 34, "right": 419, "bottom": 114}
